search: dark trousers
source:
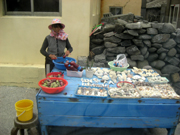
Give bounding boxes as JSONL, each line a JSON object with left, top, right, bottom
{"left": 45, "top": 57, "right": 54, "bottom": 76}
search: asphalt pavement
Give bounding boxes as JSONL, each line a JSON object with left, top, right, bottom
{"left": 0, "top": 86, "right": 180, "bottom": 135}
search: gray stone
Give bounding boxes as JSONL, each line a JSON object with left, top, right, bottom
{"left": 168, "top": 48, "right": 177, "bottom": 57}
{"left": 107, "top": 47, "right": 126, "bottom": 54}
{"left": 151, "top": 23, "right": 164, "bottom": 29}
{"left": 141, "top": 22, "right": 151, "bottom": 28}
{"left": 127, "top": 58, "right": 137, "bottom": 67}
{"left": 171, "top": 33, "right": 177, "bottom": 39}
{"left": 150, "top": 60, "right": 165, "bottom": 70}
{"left": 151, "top": 34, "right": 170, "bottom": 43}
{"left": 125, "top": 22, "right": 142, "bottom": 29}
{"left": 144, "top": 51, "right": 149, "bottom": 59}
{"left": 147, "top": 28, "right": 158, "bottom": 35}
{"left": 157, "top": 47, "right": 168, "bottom": 54}
{"left": 143, "top": 65, "right": 152, "bottom": 69}
{"left": 132, "top": 39, "right": 144, "bottom": 47}
{"left": 143, "top": 40, "right": 151, "bottom": 47}
{"left": 103, "top": 24, "right": 115, "bottom": 33}
{"left": 136, "top": 29, "right": 147, "bottom": 34}
{"left": 162, "top": 39, "right": 176, "bottom": 49}
{"left": 153, "top": 68, "right": 162, "bottom": 75}
{"left": 161, "top": 74, "right": 170, "bottom": 80}
{"left": 177, "top": 47, "right": 180, "bottom": 53}
{"left": 95, "top": 33, "right": 104, "bottom": 39}
{"left": 140, "top": 46, "right": 148, "bottom": 55}
{"left": 78, "top": 56, "right": 87, "bottom": 67}
{"left": 104, "top": 36, "right": 122, "bottom": 44}
{"left": 148, "top": 47, "right": 157, "bottom": 53}
{"left": 175, "top": 29, "right": 180, "bottom": 43}
{"left": 139, "top": 34, "right": 152, "bottom": 40}
{"left": 151, "top": 43, "right": 162, "bottom": 48}
{"left": 116, "top": 19, "right": 128, "bottom": 26}
{"left": 93, "top": 62, "right": 105, "bottom": 67}
{"left": 164, "top": 56, "right": 180, "bottom": 66}
{"left": 91, "top": 38, "right": 104, "bottom": 44}
{"left": 91, "top": 46, "right": 105, "bottom": 55}
{"left": 131, "top": 55, "right": 144, "bottom": 61}
{"left": 103, "top": 49, "right": 107, "bottom": 55}
{"left": 106, "top": 52, "right": 116, "bottom": 57}
{"left": 114, "top": 24, "right": 125, "bottom": 34}
{"left": 161, "top": 64, "right": 180, "bottom": 74}
{"left": 120, "top": 40, "right": 132, "bottom": 47}
{"left": 114, "top": 33, "right": 134, "bottom": 39}
{"left": 137, "top": 60, "right": 149, "bottom": 68}
{"left": 177, "top": 44, "right": 180, "bottom": 48}
{"left": 126, "top": 45, "right": 141, "bottom": 55}
{"left": 175, "top": 54, "right": 180, "bottom": 58}
{"left": 124, "top": 30, "right": 139, "bottom": 36}
{"left": 134, "top": 15, "right": 143, "bottom": 19}
{"left": 159, "top": 53, "right": 166, "bottom": 60}
{"left": 158, "top": 23, "right": 176, "bottom": 34}
{"left": 104, "top": 42, "right": 118, "bottom": 48}
{"left": 106, "top": 56, "right": 116, "bottom": 61}
{"left": 170, "top": 73, "right": 180, "bottom": 83}
{"left": 94, "top": 54, "right": 106, "bottom": 63}
{"left": 103, "top": 32, "right": 115, "bottom": 37}
{"left": 147, "top": 53, "right": 158, "bottom": 62}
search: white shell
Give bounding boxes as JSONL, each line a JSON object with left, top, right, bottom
{"left": 102, "top": 75, "right": 109, "bottom": 80}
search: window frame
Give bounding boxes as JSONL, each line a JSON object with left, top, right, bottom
{"left": 3, "top": 0, "right": 62, "bottom": 16}
{"left": 109, "top": 6, "right": 123, "bottom": 15}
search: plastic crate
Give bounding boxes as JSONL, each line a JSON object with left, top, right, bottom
{"left": 52, "top": 57, "right": 77, "bottom": 70}
{"left": 66, "top": 69, "right": 83, "bottom": 78}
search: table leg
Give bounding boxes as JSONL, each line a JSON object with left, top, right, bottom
{"left": 11, "top": 127, "right": 19, "bottom": 135}
{"left": 20, "top": 129, "right": 24, "bottom": 135}
{"left": 41, "top": 125, "right": 48, "bottom": 135}
{"left": 167, "top": 128, "right": 175, "bottom": 135}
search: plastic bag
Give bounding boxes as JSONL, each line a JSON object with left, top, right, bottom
{"left": 113, "top": 54, "right": 128, "bottom": 67}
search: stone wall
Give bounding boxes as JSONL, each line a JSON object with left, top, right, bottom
{"left": 81, "top": 19, "right": 180, "bottom": 94}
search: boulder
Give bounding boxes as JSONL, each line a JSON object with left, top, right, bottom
{"left": 137, "top": 60, "right": 149, "bottom": 68}
{"left": 131, "top": 55, "right": 144, "bottom": 61}
{"left": 91, "top": 46, "right": 105, "bottom": 55}
{"left": 161, "top": 65, "right": 180, "bottom": 74}
{"left": 147, "top": 53, "right": 158, "bottom": 62}
{"left": 126, "top": 45, "right": 141, "bottom": 55}
{"left": 162, "top": 39, "right": 177, "bottom": 49}
{"left": 114, "top": 33, "right": 134, "bottom": 39}
{"left": 127, "top": 58, "right": 137, "bottom": 67}
{"left": 132, "top": 39, "right": 144, "bottom": 47}
{"left": 147, "top": 28, "right": 158, "bottom": 35}
{"left": 151, "top": 34, "right": 170, "bottom": 43}
{"left": 158, "top": 23, "right": 176, "bottom": 34}
{"left": 120, "top": 40, "right": 132, "bottom": 47}
{"left": 150, "top": 60, "right": 165, "bottom": 69}
{"left": 168, "top": 48, "right": 177, "bottom": 57}
{"left": 143, "top": 40, "right": 151, "bottom": 47}
{"left": 107, "top": 47, "right": 126, "bottom": 54}
{"left": 104, "top": 42, "right": 118, "bottom": 48}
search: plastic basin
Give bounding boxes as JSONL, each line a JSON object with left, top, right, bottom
{"left": 46, "top": 72, "right": 64, "bottom": 78}
{"left": 38, "top": 77, "right": 68, "bottom": 94}
{"left": 108, "top": 61, "right": 129, "bottom": 71}
{"left": 52, "top": 57, "right": 77, "bottom": 70}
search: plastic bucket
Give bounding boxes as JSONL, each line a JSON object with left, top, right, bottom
{"left": 15, "top": 99, "right": 33, "bottom": 122}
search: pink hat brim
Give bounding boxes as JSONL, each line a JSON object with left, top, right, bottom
{"left": 48, "top": 23, "right": 65, "bottom": 30}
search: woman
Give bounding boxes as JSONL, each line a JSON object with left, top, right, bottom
{"left": 40, "top": 19, "right": 73, "bottom": 75}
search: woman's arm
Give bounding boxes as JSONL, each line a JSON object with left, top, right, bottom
{"left": 65, "top": 38, "right": 73, "bottom": 56}
{"left": 40, "top": 37, "right": 49, "bottom": 57}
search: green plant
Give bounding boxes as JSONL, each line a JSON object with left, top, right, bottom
{"left": 86, "top": 51, "right": 94, "bottom": 70}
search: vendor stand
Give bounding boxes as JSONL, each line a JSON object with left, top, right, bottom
{"left": 36, "top": 66, "right": 180, "bottom": 135}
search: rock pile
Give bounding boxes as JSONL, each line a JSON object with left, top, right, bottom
{"left": 89, "top": 20, "right": 180, "bottom": 83}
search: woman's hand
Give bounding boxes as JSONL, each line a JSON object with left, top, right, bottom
{"left": 65, "top": 50, "right": 70, "bottom": 56}
{"left": 49, "top": 54, "right": 57, "bottom": 60}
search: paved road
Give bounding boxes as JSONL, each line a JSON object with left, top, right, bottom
{"left": 0, "top": 86, "right": 180, "bottom": 135}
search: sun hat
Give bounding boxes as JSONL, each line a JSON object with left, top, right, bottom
{"left": 48, "top": 18, "right": 65, "bottom": 30}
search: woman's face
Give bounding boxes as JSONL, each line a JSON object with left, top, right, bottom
{"left": 52, "top": 24, "right": 62, "bottom": 33}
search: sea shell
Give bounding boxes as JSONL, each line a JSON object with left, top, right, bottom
{"left": 102, "top": 75, "right": 109, "bottom": 80}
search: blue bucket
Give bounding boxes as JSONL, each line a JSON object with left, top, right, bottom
{"left": 52, "top": 57, "right": 77, "bottom": 70}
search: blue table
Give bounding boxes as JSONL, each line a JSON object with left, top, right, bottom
{"left": 36, "top": 68, "right": 180, "bottom": 135}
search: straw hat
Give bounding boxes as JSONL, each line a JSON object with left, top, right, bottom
{"left": 48, "top": 18, "right": 65, "bottom": 30}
